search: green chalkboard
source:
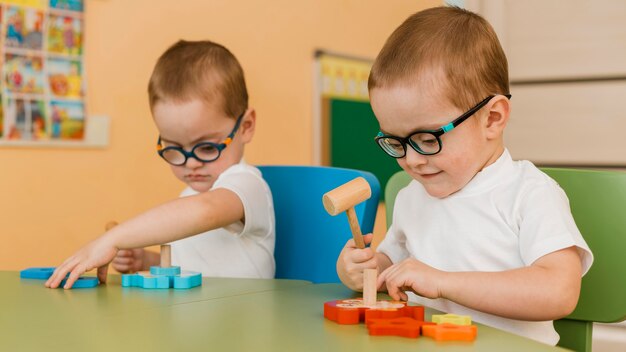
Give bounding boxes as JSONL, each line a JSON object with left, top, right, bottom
{"left": 329, "top": 98, "right": 401, "bottom": 198}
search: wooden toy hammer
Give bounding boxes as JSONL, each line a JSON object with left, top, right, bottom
{"left": 322, "top": 177, "right": 371, "bottom": 249}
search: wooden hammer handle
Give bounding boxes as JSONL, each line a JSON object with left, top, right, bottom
{"left": 346, "top": 207, "right": 365, "bottom": 249}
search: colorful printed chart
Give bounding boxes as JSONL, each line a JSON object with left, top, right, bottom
{"left": 0, "top": 0, "right": 85, "bottom": 141}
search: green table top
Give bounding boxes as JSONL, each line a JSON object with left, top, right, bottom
{"left": 1, "top": 271, "right": 567, "bottom": 351}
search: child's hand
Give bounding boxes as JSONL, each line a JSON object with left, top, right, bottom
{"left": 337, "top": 234, "right": 377, "bottom": 291}
{"left": 378, "top": 258, "right": 445, "bottom": 301}
{"left": 112, "top": 248, "right": 145, "bottom": 273}
{"left": 45, "top": 237, "right": 118, "bottom": 289}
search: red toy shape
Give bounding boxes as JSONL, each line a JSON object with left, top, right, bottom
{"left": 364, "top": 304, "right": 424, "bottom": 324}
{"left": 367, "top": 317, "right": 436, "bottom": 338}
{"left": 422, "top": 323, "right": 478, "bottom": 341}
{"left": 324, "top": 298, "right": 421, "bottom": 325}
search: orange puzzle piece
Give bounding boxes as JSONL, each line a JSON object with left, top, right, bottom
{"left": 367, "top": 317, "right": 436, "bottom": 338}
{"left": 323, "top": 298, "right": 421, "bottom": 325}
{"left": 422, "top": 323, "right": 478, "bottom": 342}
{"left": 364, "top": 304, "right": 424, "bottom": 324}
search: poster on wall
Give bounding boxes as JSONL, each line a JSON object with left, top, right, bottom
{"left": 0, "top": 0, "right": 85, "bottom": 142}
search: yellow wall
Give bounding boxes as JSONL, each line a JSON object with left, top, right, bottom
{"left": 0, "top": 0, "right": 438, "bottom": 270}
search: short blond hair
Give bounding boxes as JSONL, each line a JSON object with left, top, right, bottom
{"left": 369, "top": 6, "right": 509, "bottom": 110}
{"left": 148, "top": 40, "right": 248, "bottom": 118}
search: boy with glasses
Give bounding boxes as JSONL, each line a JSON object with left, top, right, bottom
{"left": 336, "top": 7, "right": 592, "bottom": 345}
{"left": 47, "top": 40, "right": 275, "bottom": 288}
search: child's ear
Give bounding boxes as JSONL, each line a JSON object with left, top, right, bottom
{"left": 483, "top": 95, "right": 510, "bottom": 140}
{"left": 239, "top": 108, "right": 256, "bottom": 143}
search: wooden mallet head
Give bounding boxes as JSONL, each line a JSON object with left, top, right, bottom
{"left": 322, "top": 177, "right": 371, "bottom": 249}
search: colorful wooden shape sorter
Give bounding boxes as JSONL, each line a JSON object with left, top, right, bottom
{"left": 422, "top": 323, "right": 478, "bottom": 342}
{"left": 20, "top": 267, "right": 99, "bottom": 288}
{"left": 121, "top": 266, "right": 201, "bottom": 290}
{"left": 324, "top": 298, "right": 424, "bottom": 325}
{"left": 367, "top": 317, "right": 436, "bottom": 338}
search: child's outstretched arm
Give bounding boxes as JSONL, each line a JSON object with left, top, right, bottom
{"left": 45, "top": 188, "right": 243, "bottom": 289}
{"left": 337, "top": 234, "right": 393, "bottom": 291}
{"left": 378, "top": 246, "right": 582, "bottom": 321}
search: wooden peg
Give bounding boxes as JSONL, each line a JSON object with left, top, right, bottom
{"left": 160, "top": 244, "right": 171, "bottom": 268}
{"left": 322, "top": 177, "right": 372, "bottom": 249}
{"left": 363, "top": 268, "right": 377, "bottom": 307}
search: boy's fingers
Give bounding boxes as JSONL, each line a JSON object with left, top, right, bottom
{"left": 362, "top": 233, "right": 374, "bottom": 245}
{"left": 97, "top": 265, "right": 108, "bottom": 284}
{"left": 45, "top": 265, "right": 61, "bottom": 287}
{"left": 63, "top": 267, "right": 83, "bottom": 289}
{"left": 344, "top": 238, "right": 356, "bottom": 249}
{"left": 113, "top": 266, "right": 129, "bottom": 273}
{"left": 386, "top": 276, "right": 409, "bottom": 301}
{"left": 112, "top": 257, "right": 133, "bottom": 265}
{"left": 399, "top": 291, "right": 408, "bottom": 301}
{"left": 352, "top": 248, "right": 375, "bottom": 263}
{"left": 377, "top": 264, "right": 393, "bottom": 288}
{"left": 116, "top": 250, "right": 133, "bottom": 257}
{"left": 386, "top": 283, "right": 400, "bottom": 300}
{"left": 46, "top": 261, "right": 73, "bottom": 288}
{"left": 376, "top": 270, "right": 387, "bottom": 289}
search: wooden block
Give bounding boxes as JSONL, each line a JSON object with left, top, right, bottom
{"left": 121, "top": 271, "right": 170, "bottom": 289}
{"left": 20, "top": 267, "right": 55, "bottom": 279}
{"left": 150, "top": 265, "right": 181, "bottom": 276}
{"left": 160, "top": 244, "right": 171, "bottom": 268}
{"left": 367, "top": 317, "right": 435, "bottom": 338}
{"left": 422, "top": 323, "right": 478, "bottom": 342}
{"left": 323, "top": 298, "right": 418, "bottom": 325}
{"left": 324, "top": 299, "right": 367, "bottom": 324}
{"left": 363, "top": 268, "right": 377, "bottom": 307}
{"left": 173, "top": 271, "right": 202, "bottom": 289}
{"left": 364, "top": 305, "right": 425, "bottom": 325}
{"left": 121, "top": 269, "right": 201, "bottom": 290}
{"left": 60, "top": 277, "right": 99, "bottom": 288}
{"left": 20, "top": 267, "right": 98, "bottom": 289}
{"left": 432, "top": 313, "right": 472, "bottom": 326}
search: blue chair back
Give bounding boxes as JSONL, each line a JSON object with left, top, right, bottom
{"left": 258, "top": 166, "right": 380, "bottom": 283}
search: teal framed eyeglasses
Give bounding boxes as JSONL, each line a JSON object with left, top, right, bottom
{"left": 156, "top": 111, "right": 245, "bottom": 166}
{"left": 375, "top": 94, "right": 511, "bottom": 158}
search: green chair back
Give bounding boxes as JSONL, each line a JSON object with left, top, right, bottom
{"left": 541, "top": 168, "right": 626, "bottom": 351}
{"left": 384, "top": 168, "right": 626, "bottom": 352}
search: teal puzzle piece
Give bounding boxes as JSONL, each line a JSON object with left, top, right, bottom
{"left": 150, "top": 266, "right": 181, "bottom": 276}
{"left": 20, "top": 267, "right": 99, "bottom": 288}
{"left": 20, "top": 267, "right": 55, "bottom": 279}
{"left": 121, "top": 266, "right": 201, "bottom": 289}
{"left": 61, "top": 277, "right": 99, "bottom": 288}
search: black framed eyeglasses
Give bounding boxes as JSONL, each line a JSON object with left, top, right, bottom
{"left": 156, "top": 111, "right": 245, "bottom": 166}
{"left": 375, "top": 94, "right": 511, "bottom": 158}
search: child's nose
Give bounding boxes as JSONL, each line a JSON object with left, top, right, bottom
{"left": 404, "top": 146, "right": 428, "bottom": 167}
{"left": 184, "top": 156, "right": 204, "bottom": 169}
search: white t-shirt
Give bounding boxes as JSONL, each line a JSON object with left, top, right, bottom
{"left": 377, "top": 149, "right": 593, "bottom": 345}
{"left": 170, "top": 160, "right": 275, "bottom": 279}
